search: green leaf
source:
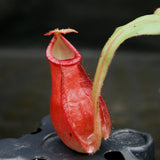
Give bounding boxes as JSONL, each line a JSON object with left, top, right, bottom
{"left": 92, "top": 8, "right": 160, "bottom": 124}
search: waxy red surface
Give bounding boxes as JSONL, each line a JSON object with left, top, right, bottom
{"left": 45, "top": 29, "right": 111, "bottom": 153}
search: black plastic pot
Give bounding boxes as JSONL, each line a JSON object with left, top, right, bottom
{"left": 0, "top": 115, "right": 154, "bottom": 160}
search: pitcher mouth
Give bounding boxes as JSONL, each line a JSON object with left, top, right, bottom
{"left": 46, "top": 34, "right": 81, "bottom": 66}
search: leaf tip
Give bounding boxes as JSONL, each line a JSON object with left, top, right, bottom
{"left": 154, "top": 8, "right": 160, "bottom": 16}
